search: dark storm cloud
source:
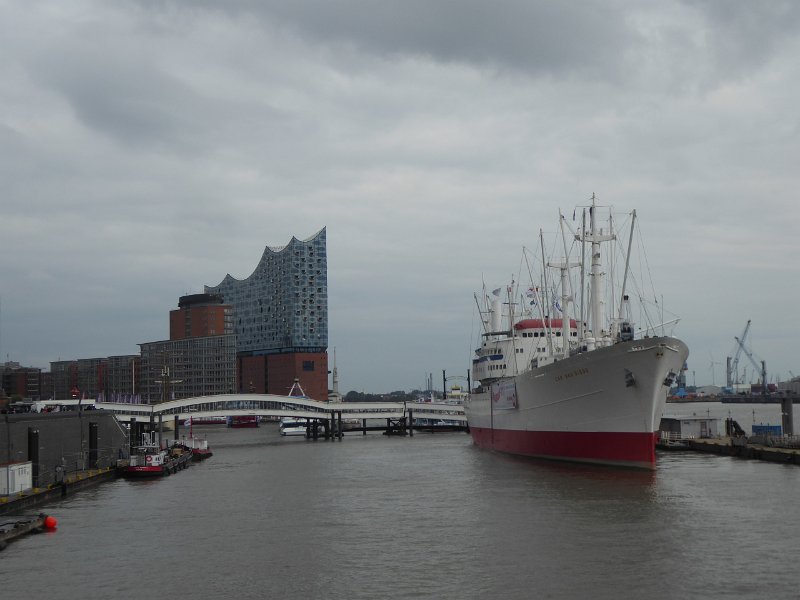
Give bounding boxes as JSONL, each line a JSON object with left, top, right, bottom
{"left": 43, "top": 54, "right": 191, "bottom": 147}
{"left": 685, "top": 0, "right": 800, "bottom": 70}
{"left": 31, "top": 38, "right": 257, "bottom": 152}
{"left": 185, "top": 0, "right": 639, "bottom": 78}
{"left": 159, "top": 0, "right": 800, "bottom": 90}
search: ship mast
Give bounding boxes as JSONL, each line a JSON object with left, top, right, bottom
{"left": 539, "top": 229, "right": 554, "bottom": 356}
{"left": 616, "top": 209, "right": 637, "bottom": 336}
{"left": 547, "top": 259, "right": 580, "bottom": 357}
{"left": 579, "top": 208, "right": 587, "bottom": 341}
{"left": 586, "top": 194, "right": 615, "bottom": 345}
{"left": 547, "top": 213, "right": 580, "bottom": 358}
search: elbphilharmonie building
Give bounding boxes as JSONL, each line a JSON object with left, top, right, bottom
{"left": 205, "top": 228, "right": 329, "bottom": 399}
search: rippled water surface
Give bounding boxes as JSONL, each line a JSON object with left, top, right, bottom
{"left": 3, "top": 408, "right": 799, "bottom": 599}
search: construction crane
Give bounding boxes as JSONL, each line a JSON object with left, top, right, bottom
{"left": 727, "top": 319, "right": 751, "bottom": 388}
{"left": 734, "top": 333, "right": 768, "bottom": 397}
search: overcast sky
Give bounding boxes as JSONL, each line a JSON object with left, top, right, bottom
{"left": 2, "top": 1, "right": 799, "bottom": 393}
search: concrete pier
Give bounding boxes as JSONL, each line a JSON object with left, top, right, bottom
{"left": 684, "top": 437, "right": 800, "bottom": 465}
{"left": 0, "top": 514, "right": 48, "bottom": 551}
{"left": 0, "top": 467, "right": 117, "bottom": 516}
{"left": 1, "top": 411, "right": 129, "bottom": 515}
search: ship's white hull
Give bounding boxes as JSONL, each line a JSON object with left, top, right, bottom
{"left": 465, "top": 336, "right": 689, "bottom": 469}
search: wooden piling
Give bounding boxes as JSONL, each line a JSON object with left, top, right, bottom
{"left": 89, "top": 422, "right": 98, "bottom": 469}
{"left": 129, "top": 418, "right": 137, "bottom": 453}
{"left": 28, "top": 428, "right": 39, "bottom": 488}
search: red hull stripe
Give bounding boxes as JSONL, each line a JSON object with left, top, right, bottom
{"left": 470, "top": 427, "right": 657, "bottom": 469}
{"left": 126, "top": 466, "right": 163, "bottom": 473}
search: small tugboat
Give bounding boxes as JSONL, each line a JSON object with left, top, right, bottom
{"left": 119, "top": 433, "right": 193, "bottom": 477}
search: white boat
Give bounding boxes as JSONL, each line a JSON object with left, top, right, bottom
{"left": 279, "top": 417, "right": 309, "bottom": 436}
{"left": 465, "top": 195, "right": 689, "bottom": 469}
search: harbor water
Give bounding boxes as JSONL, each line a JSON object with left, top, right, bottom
{"left": 2, "top": 403, "right": 799, "bottom": 599}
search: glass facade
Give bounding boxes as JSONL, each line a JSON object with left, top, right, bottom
{"left": 205, "top": 228, "right": 328, "bottom": 355}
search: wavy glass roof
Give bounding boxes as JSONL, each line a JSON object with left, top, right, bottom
{"left": 205, "top": 228, "right": 327, "bottom": 354}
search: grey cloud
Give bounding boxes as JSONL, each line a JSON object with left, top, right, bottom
{"left": 34, "top": 45, "right": 218, "bottom": 151}
{"left": 174, "top": 0, "right": 639, "bottom": 78}
{"left": 686, "top": 0, "right": 800, "bottom": 70}
{"left": 262, "top": 1, "right": 634, "bottom": 75}
{"left": 2, "top": 0, "right": 799, "bottom": 391}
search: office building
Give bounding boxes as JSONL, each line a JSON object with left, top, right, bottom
{"left": 138, "top": 294, "right": 236, "bottom": 403}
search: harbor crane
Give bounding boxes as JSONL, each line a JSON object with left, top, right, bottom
{"left": 727, "top": 320, "right": 751, "bottom": 388}
{"left": 734, "top": 333, "right": 768, "bottom": 398}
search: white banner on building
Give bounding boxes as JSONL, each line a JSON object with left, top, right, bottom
{"left": 491, "top": 380, "right": 518, "bottom": 409}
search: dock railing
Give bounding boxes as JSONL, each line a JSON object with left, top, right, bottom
{"left": 747, "top": 434, "right": 800, "bottom": 449}
{"left": 659, "top": 431, "right": 698, "bottom": 443}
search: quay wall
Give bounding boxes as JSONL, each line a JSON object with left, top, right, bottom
{"left": 686, "top": 437, "right": 800, "bottom": 465}
{"left": 1, "top": 412, "right": 128, "bottom": 487}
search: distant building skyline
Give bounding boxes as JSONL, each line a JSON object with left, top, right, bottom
{"left": 6, "top": 230, "right": 331, "bottom": 401}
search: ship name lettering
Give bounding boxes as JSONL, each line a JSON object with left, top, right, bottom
{"left": 554, "top": 367, "right": 589, "bottom": 382}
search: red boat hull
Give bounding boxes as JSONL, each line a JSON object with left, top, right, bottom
{"left": 469, "top": 427, "right": 658, "bottom": 469}
{"left": 191, "top": 448, "right": 213, "bottom": 460}
{"left": 228, "top": 416, "right": 259, "bottom": 428}
{"left": 121, "top": 465, "right": 166, "bottom": 477}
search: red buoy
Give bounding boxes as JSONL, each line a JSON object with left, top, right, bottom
{"left": 43, "top": 515, "right": 58, "bottom": 530}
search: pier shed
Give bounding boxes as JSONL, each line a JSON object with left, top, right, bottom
{"left": 659, "top": 417, "right": 719, "bottom": 441}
